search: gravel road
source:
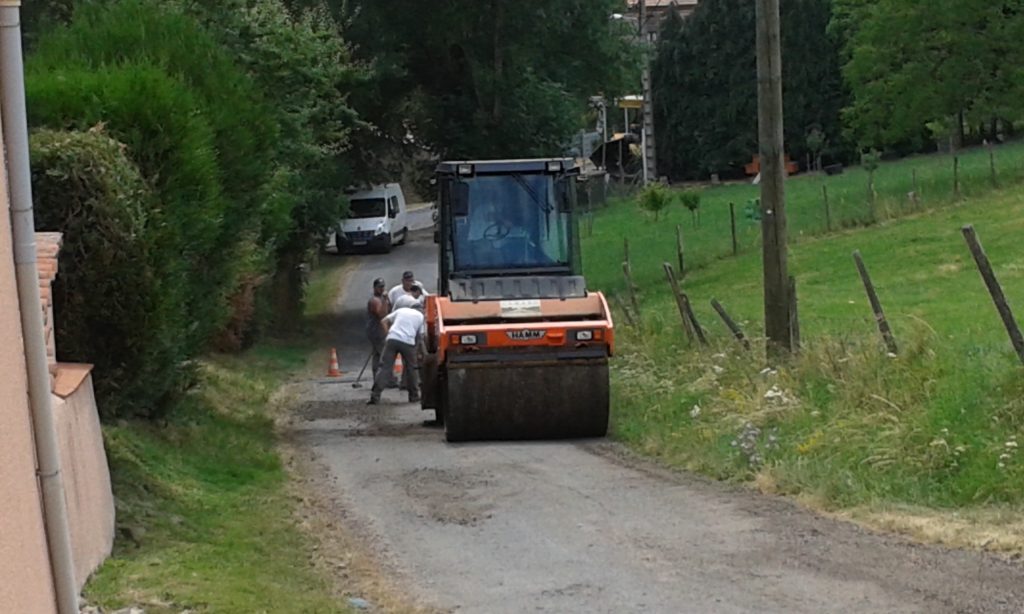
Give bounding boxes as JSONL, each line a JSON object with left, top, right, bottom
{"left": 290, "top": 230, "right": 1024, "bottom": 613}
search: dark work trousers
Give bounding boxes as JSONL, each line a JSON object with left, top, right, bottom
{"left": 368, "top": 333, "right": 397, "bottom": 387}
{"left": 370, "top": 338, "right": 419, "bottom": 402}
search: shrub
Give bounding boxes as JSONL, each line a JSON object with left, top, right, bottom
{"left": 679, "top": 189, "right": 701, "bottom": 227}
{"left": 637, "top": 184, "right": 673, "bottom": 221}
{"left": 30, "top": 129, "right": 189, "bottom": 419}
{"left": 27, "top": 0, "right": 277, "bottom": 239}
{"left": 26, "top": 63, "right": 229, "bottom": 350}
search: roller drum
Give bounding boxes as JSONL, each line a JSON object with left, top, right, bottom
{"left": 443, "top": 358, "right": 609, "bottom": 442}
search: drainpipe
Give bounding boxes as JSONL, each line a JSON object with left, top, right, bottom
{"left": 0, "top": 2, "right": 79, "bottom": 612}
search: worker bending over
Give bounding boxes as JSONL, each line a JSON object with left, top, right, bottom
{"left": 367, "top": 293, "right": 424, "bottom": 405}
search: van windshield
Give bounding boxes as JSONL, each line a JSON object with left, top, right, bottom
{"left": 349, "top": 198, "right": 386, "bottom": 218}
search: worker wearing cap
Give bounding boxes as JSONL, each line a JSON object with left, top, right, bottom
{"left": 366, "top": 277, "right": 394, "bottom": 385}
{"left": 368, "top": 294, "right": 425, "bottom": 405}
{"left": 388, "top": 270, "right": 429, "bottom": 311}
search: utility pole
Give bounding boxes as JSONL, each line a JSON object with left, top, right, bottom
{"left": 638, "top": 0, "right": 657, "bottom": 185}
{"left": 755, "top": 0, "right": 793, "bottom": 356}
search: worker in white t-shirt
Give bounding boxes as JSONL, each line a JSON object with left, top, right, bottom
{"left": 368, "top": 293, "right": 425, "bottom": 405}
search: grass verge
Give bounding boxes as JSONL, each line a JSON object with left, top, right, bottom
{"left": 83, "top": 256, "right": 353, "bottom": 612}
{"left": 588, "top": 153, "right": 1024, "bottom": 553}
{"left": 584, "top": 139, "right": 1024, "bottom": 297}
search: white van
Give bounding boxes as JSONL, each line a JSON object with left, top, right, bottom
{"left": 335, "top": 183, "right": 409, "bottom": 253}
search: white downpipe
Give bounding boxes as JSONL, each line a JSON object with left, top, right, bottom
{"left": 0, "top": 2, "right": 79, "bottom": 612}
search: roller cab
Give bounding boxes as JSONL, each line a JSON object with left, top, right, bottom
{"left": 420, "top": 159, "right": 614, "bottom": 442}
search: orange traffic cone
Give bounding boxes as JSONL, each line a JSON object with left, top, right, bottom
{"left": 327, "top": 348, "right": 342, "bottom": 377}
{"left": 393, "top": 354, "right": 403, "bottom": 380}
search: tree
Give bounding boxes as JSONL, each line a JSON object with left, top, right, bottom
{"left": 652, "top": 0, "right": 849, "bottom": 180}
{"left": 178, "top": 0, "right": 365, "bottom": 325}
{"left": 835, "top": 0, "right": 1024, "bottom": 150}
{"left": 339, "top": 0, "right": 640, "bottom": 160}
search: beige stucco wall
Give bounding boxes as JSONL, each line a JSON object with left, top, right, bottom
{"left": 52, "top": 369, "right": 115, "bottom": 589}
{"left": 0, "top": 148, "right": 57, "bottom": 612}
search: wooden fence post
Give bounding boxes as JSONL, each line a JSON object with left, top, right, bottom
{"left": 611, "top": 294, "right": 638, "bottom": 329}
{"left": 663, "top": 262, "right": 707, "bottom": 345}
{"left": 822, "top": 185, "right": 832, "bottom": 232}
{"left": 962, "top": 225, "right": 1024, "bottom": 365}
{"left": 789, "top": 275, "right": 801, "bottom": 352}
{"left": 852, "top": 250, "right": 898, "bottom": 354}
{"left": 622, "top": 261, "right": 642, "bottom": 327}
{"left": 675, "top": 224, "right": 685, "bottom": 276}
{"left": 685, "top": 296, "right": 708, "bottom": 345}
{"left": 988, "top": 140, "right": 997, "bottom": 187}
{"left": 729, "top": 202, "right": 738, "bottom": 256}
{"left": 953, "top": 153, "right": 961, "bottom": 200}
{"left": 711, "top": 299, "right": 750, "bottom": 350}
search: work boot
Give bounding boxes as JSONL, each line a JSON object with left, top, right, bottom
{"left": 366, "top": 397, "right": 379, "bottom": 405}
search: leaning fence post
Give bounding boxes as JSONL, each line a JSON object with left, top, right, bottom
{"left": 711, "top": 299, "right": 750, "bottom": 350}
{"left": 685, "top": 295, "right": 708, "bottom": 345}
{"left": 622, "top": 261, "right": 642, "bottom": 327}
{"left": 663, "top": 262, "right": 705, "bottom": 344}
{"left": 852, "top": 250, "right": 898, "bottom": 355}
{"left": 611, "top": 294, "right": 638, "bottom": 329}
{"left": 962, "top": 225, "right": 1024, "bottom": 365}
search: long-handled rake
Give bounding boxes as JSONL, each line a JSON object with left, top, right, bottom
{"left": 351, "top": 351, "right": 374, "bottom": 388}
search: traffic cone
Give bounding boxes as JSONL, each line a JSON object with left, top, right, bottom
{"left": 393, "top": 354, "right": 403, "bottom": 380}
{"left": 327, "top": 348, "right": 342, "bottom": 377}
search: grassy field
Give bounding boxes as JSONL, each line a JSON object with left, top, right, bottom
{"left": 584, "top": 139, "right": 1024, "bottom": 297}
{"left": 83, "top": 259, "right": 353, "bottom": 613}
{"left": 583, "top": 145, "right": 1024, "bottom": 551}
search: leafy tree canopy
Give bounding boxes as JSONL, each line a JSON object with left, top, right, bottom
{"left": 835, "top": 0, "right": 1024, "bottom": 149}
{"left": 338, "top": 0, "right": 640, "bottom": 160}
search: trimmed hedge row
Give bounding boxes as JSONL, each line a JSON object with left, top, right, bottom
{"left": 30, "top": 129, "right": 188, "bottom": 419}
{"left": 27, "top": 63, "right": 229, "bottom": 354}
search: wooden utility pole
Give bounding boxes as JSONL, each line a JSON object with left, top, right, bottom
{"left": 756, "top": 0, "right": 793, "bottom": 356}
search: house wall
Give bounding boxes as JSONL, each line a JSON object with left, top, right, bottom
{"left": 52, "top": 367, "right": 115, "bottom": 590}
{"left": 0, "top": 138, "right": 57, "bottom": 612}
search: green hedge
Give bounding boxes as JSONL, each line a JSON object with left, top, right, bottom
{"left": 27, "top": 0, "right": 287, "bottom": 353}
{"left": 31, "top": 129, "right": 188, "bottom": 419}
{"left": 28, "top": 0, "right": 278, "bottom": 243}
{"left": 27, "top": 63, "right": 230, "bottom": 349}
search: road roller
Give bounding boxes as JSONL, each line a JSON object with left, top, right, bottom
{"left": 419, "top": 158, "right": 614, "bottom": 442}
